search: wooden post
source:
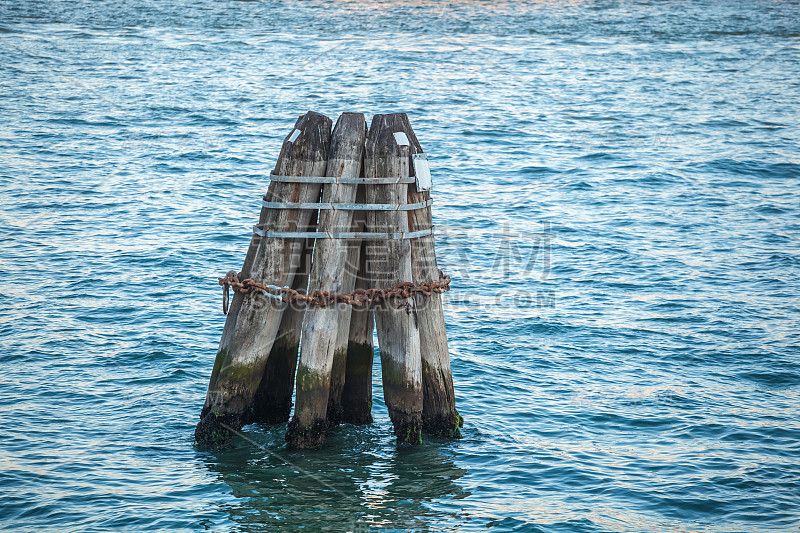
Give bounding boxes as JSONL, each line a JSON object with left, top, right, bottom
{"left": 364, "top": 113, "right": 423, "bottom": 445}
{"left": 340, "top": 239, "right": 375, "bottom": 425}
{"left": 324, "top": 185, "right": 373, "bottom": 425}
{"left": 195, "top": 111, "right": 331, "bottom": 447}
{"left": 326, "top": 187, "right": 366, "bottom": 426}
{"left": 249, "top": 230, "right": 313, "bottom": 424}
{"left": 402, "top": 116, "right": 462, "bottom": 438}
{"left": 286, "top": 113, "right": 367, "bottom": 448}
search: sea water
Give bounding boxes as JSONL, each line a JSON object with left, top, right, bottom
{"left": 1, "top": 1, "right": 799, "bottom": 531}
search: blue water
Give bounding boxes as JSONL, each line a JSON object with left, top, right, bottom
{"left": 2, "top": 0, "right": 799, "bottom": 531}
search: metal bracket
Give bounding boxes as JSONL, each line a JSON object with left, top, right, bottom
{"left": 261, "top": 199, "right": 432, "bottom": 211}
{"left": 270, "top": 174, "right": 415, "bottom": 184}
{"left": 393, "top": 132, "right": 409, "bottom": 146}
{"left": 412, "top": 153, "right": 432, "bottom": 191}
{"left": 253, "top": 226, "right": 435, "bottom": 240}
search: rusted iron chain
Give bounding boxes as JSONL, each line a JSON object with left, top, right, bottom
{"left": 219, "top": 270, "right": 451, "bottom": 315}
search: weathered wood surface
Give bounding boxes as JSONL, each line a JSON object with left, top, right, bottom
{"left": 340, "top": 237, "right": 375, "bottom": 425}
{"left": 287, "top": 113, "right": 367, "bottom": 448}
{"left": 196, "top": 111, "right": 331, "bottom": 447}
{"left": 327, "top": 186, "right": 367, "bottom": 426}
{"left": 249, "top": 230, "right": 313, "bottom": 424}
{"left": 364, "top": 113, "right": 423, "bottom": 444}
{"left": 403, "top": 116, "right": 462, "bottom": 438}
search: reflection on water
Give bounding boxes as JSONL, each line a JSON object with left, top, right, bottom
{"left": 201, "top": 422, "right": 469, "bottom": 532}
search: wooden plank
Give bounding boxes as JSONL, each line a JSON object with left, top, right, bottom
{"left": 364, "top": 113, "right": 423, "bottom": 445}
{"left": 195, "top": 111, "right": 331, "bottom": 447}
{"left": 286, "top": 113, "right": 367, "bottom": 448}
{"left": 402, "top": 115, "right": 462, "bottom": 438}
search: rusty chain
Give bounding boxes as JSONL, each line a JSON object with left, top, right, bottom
{"left": 219, "top": 269, "right": 451, "bottom": 315}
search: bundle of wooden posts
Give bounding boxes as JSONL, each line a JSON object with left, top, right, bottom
{"left": 195, "top": 111, "right": 462, "bottom": 449}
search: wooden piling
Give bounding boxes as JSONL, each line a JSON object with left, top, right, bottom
{"left": 195, "top": 111, "right": 331, "bottom": 447}
{"left": 286, "top": 113, "right": 367, "bottom": 449}
{"left": 402, "top": 116, "right": 462, "bottom": 438}
{"left": 364, "top": 113, "right": 423, "bottom": 445}
{"left": 196, "top": 110, "right": 459, "bottom": 448}
{"left": 249, "top": 232, "right": 313, "bottom": 424}
{"left": 327, "top": 187, "right": 367, "bottom": 427}
{"left": 325, "top": 300, "right": 349, "bottom": 426}
{"left": 340, "top": 239, "right": 375, "bottom": 425}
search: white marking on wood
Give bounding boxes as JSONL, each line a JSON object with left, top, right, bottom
{"left": 412, "top": 153, "right": 432, "bottom": 191}
{"left": 406, "top": 138, "right": 459, "bottom": 436}
{"left": 393, "top": 132, "right": 409, "bottom": 146}
{"left": 288, "top": 129, "right": 301, "bottom": 143}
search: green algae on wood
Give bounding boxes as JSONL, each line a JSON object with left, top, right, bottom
{"left": 403, "top": 114, "right": 462, "bottom": 440}
{"left": 287, "top": 112, "right": 367, "bottom": 449}
{"left": 340, "top": 240, "right": 376, "bottom": 426}
{"left": 195, "top": 111, "right": 331, "bottom": 447}
{"left": 364, "top": 113, "right": 424, "bottom": 445}
{"left": 249, "top": 232, "right": 313, "bottom": 425}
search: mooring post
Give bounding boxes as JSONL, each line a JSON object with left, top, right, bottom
{"left": 364, "top": 113, "right": 423, "bottom": 445}
{"left": 403, "top": 116, "right": 462, "bottom": 438}
{"left": 195, "top": 111, "right": 331, "bottom": 447}
{"left": 327, "top": 186, "right": 367, "bottom": 426}
{"left": 340, "top": 238, "right": 375, "bottom": 425}
{"left": 287, "top": 112, "right": 367, "bottom": 448}
{"left": 249, "top": 229, "right": 313, "bottom": 424}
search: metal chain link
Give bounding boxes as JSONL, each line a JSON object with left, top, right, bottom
{"left": 219, "top": 270, "right": 451, "bottom": 315}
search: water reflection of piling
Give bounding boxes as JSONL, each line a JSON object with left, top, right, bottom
{"left": 201, "top": 426, "right": 469, "bottom": 531}
{"left": 195, "top": 111, "right": 461, "bottom": 449}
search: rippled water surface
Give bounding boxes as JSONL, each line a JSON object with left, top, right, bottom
{"left": 2, "top": 1, "right": 799, "bottom": 531}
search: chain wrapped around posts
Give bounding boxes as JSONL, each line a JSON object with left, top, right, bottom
{"left": 218, "top": 269, "right": 451, "bottom": 315}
